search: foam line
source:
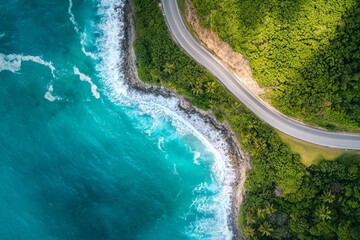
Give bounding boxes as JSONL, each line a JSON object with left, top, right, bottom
{"left": 73, "top": 66, "right": 100, "bottom": 99}
{"left": 68, "top": 0, "right": 97, "bottom": 59}
{"left": 0, "top": 53, "right": 56, "bottom": 77}
{"left": 80, "top": 36, "right": 97, "bottom": 59}
{"left": 68, "top": 0, "right": 80, "bottom": 33}
{"left": 158, "top": 137, "right": 165, "bottom": 151}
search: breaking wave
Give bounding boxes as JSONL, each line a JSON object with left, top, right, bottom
{"left": 93, "top": 1, "right": 235, "bottom": 238}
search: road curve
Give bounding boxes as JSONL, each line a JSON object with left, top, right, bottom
{"left": 162, "top": 0, "right": 360, "bottom": 150}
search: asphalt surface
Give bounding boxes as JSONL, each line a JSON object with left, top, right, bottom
{"left": 161, "top": 0, "right": 360, "bottom": 150}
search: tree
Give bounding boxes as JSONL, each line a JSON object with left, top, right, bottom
{"left": 257, "top": 208, "right": 266, "bottom": 219}
{"left": 163, "top": 62, "right": 175, "bottom": 74}
{"left": 205, "top": 81, "right": 218, "bottom": 95}
{"left": 265, "top": 203, "right": 276, "bottom": 215}
{"left": 321, "top": 190, "right": 335, "bottom": 204}
{"left": 258, "top": 222, "right": 274, "bottom": 237}
{"left": 244, "top": 226, "right": 255, "bottom": 238}
{"left": 245, "top": 213, "right": 256, "bottom": 225}
{"left": 317, "top": 205, "right": 332, "bottom": 221}
{"left": 191, "top": 84, "right": 203, "bottom": 96}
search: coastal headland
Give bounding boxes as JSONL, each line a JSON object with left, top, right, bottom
{"left": 125, "top": 0, "right": 360, "bottom": 239}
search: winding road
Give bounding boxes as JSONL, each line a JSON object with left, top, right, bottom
{"left": 162, "top": 0, "right": 360, "bottom": 150}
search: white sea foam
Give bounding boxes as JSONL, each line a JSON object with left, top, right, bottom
{"left": 44, "top": 84, "right": 63, "bottom": 102}
{"left": 131, "top": 95, "right": 235, "bottom": 239}
{"left": 73, "top": 66, "right": 100, "bottom": 99}
{"left": 68, "top": 0, "right": 80, "bottom": 33}
{"left": 103, "top": 92, "right": 234, "bottom": 239}
{"left": 173, "top": 163, "right": 179, "bottom": 175}
{"left": 44, "top": 92, "right": 56, "bottom": 102}
{"left": 68, "top": 0, "right": 97, "bottom": 59}
{"left": 0, "top": 53, "right": 56, "bottom": 77}
{"left": 44, "top": 85, "right": 56, "bottom": 102}
{"left": 158, "top": 137, "right": 164, "bottom": 151}
{"left": 145, "top": 117, "right": 161, "bottom": 136}
{"left": 193, "top": 150, "right": 201, "bottom": 165}
{"left": 94, "top": 0, "right": 235, "bottom": 238}
{"left": 95, "top": 0, "right": 127, "bottom": 100}
{"left": 80, "top": 34, "right": 97, "bottom": 59}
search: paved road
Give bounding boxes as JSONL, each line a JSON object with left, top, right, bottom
{"left": 162, "top": 0, "right": 360, "bottom": 150}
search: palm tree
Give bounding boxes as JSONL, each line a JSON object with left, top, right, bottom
{"left": 205, "top": 81, "right": 218, "bottom": 95}
{"left": 258, "top": 222, "right": 274, "bottom": 237}
{"left": 163, "top": 62, "right": 175, "bottom": 74}
{"left": 207, "top": 99, "right": 221, "bottom": 112}
{"left": 265, "top": 203, "right": 276, "bottom": 215}
{"left": 191, "top": 81, "right": 204, "bottom": 96}
{"left": 244, "top": 226, "right": 255, "bottom": 238}
{"left": 165, "top": 81, "right": 176, "bottom": 90}
{"left": 257, "top": 208, "right": 266, "bottom": 219}
{"left": 321, "top": 190, "right": 335, "bottom": 204}
{"left": 185, "top": 80, "right": 197, "bottom": 89}
{"left": 246, "top": 213, "right": 256, "bottom": 225}
{"left": 191, "top": 85, "right": 203, "bottom": 96}
{"left": 317, "top": 205, "right": 332, "bottom": 221}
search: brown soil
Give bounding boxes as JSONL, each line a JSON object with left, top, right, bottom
{"left": 184, "top": 0, "right": 265, "bottom": 96}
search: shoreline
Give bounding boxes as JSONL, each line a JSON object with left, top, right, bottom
{"left": 121, "top": 1, "right": 249, "bottom": 238}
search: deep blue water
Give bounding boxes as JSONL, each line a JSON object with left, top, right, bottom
{"left": 0, "top": 0, "right": 234, "bottom": 239}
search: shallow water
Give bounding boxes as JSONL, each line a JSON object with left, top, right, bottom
{"left": 0, "top": 0, "right": 234, "bottom": 239}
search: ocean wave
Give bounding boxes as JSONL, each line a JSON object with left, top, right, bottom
{"left": 94, "top": 0, "right": 234, "bottom": 238}
{"left": 95, "top": 0, "right": 127, "bottom": 101}
{"left": 0, "top": 53, "right": 56, "bottom": 77}
{"left": 132, "top": 94, "right": 235, "bottom": 239}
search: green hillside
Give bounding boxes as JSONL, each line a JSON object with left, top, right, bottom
{"left": 190, "top": 0, "right": 360, "bottom": 130}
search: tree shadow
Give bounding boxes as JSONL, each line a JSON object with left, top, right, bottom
{"left": 279, "top": 2, "right": 360, "bottom": 127}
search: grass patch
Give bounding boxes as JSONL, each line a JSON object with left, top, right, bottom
{"left": 278, "top": 131, "right": 360, "bottom": 166}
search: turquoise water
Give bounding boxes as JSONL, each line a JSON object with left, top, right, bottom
{"left": 0, "top": 0, "right": 234, "bottom": 239}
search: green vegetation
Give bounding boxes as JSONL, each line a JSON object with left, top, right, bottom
{"left": 132, "top": 0, "right": 360, "bottom": 238}
{"left": 189, "top": 0, "right": 360, "bottom": 130}
{"left": 242, "top": 155, "right": 360, "bottom": 239}
{"left": 278, "top": 132, "right": 348, "bottom": 166}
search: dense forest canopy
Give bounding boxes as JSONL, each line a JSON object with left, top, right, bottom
{"left": 190, "top": 0, "right": 360, "bottom": 130}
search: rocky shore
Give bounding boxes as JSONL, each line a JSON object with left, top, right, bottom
{"left": 121, "top": 1, "right": 250, "bottom": 238}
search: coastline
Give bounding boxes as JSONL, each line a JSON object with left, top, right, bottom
{"left": 121, "top": 1, "right": 249, "bottom": 238}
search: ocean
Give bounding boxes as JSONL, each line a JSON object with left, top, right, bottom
{"left": 0, "top": 0, "right": 234, "bottom": 239}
